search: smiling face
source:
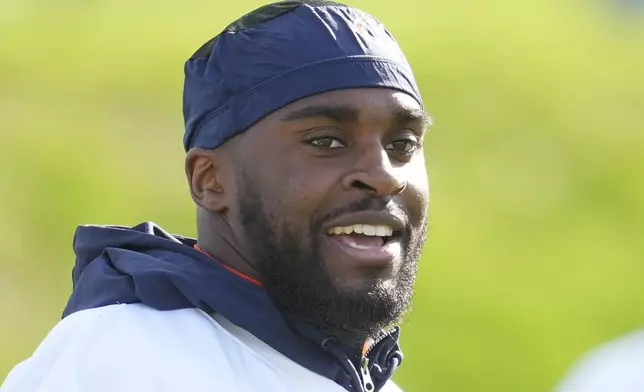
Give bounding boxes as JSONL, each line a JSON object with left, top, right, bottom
{"left": 218, "top": 88, "right": 430, "bottom": 334}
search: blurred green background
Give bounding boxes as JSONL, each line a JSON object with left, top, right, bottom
{"left": 1, "top": 0, "right": 643, "bottom": 391}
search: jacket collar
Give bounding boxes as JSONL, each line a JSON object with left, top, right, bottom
{"left": 64, "top": 221, "right": 403, "bottom": 392}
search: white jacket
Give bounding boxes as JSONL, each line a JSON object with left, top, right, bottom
{"left": 2, "top": 303, "right": 403, "bottom": 392}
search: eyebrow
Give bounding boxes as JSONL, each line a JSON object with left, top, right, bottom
{"left": 281, "top": 105, "right": 360, "bottom": 123}
{"left": 281, "top": 104, "right": 432, "bottom": 129}
{"left": 391, "top": 106, "right": 433, "bottom": 130}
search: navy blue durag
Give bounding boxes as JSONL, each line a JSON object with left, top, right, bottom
{"left": 182, "top": 0, "right": 423, "bottom": 151}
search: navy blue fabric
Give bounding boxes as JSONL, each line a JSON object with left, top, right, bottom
{"left": 63, "top": 222, "right": 402, "bottom": 392}
{"left": 182, "top": 2, "right": 423, "bottom": 151}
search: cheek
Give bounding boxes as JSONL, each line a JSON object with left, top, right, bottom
{"left": 250, "top": 157, "right": 335, "bottom": 227}
{"left": 282, "top": 169, "right": 336, "bottom": 223}
{"left": 404, "top": 158, "right": 430, "bottom": 222}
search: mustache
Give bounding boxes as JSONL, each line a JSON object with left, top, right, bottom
{"left": 316, "top": 197, "right": 410, "bottom": 229}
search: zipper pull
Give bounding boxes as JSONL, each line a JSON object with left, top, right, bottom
{"left": 360, "top": 357, "right": 375, "bottom": 392}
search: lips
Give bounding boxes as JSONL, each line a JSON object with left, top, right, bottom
{"left": 333, "top": 232, "right": 386, "bottom": 248}
{"left": 324, "top": 211, "right": 406, "bottom": 234}
{"left": 323, "top": 211, "right": 406, "bottom": 267}
{"left": 325, "top": 233, "right": 402, "bottom": 267}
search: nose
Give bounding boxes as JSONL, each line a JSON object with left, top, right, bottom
{"left": 340, "top": 143, "right": 407, "bottom": 197}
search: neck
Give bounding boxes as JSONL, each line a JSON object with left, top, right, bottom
{"left": 197, "top": 210, "right": 372, "bottom": 365}
{"left": 197, "top": 211, "right": 262, "bottom": 284}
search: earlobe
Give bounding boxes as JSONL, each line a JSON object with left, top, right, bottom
{"left": 185, "top": 148, "right": 229, "bottom": 213}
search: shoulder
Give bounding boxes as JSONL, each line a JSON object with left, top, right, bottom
{"left": 556, "top": 329, "right": 644, "bottom": 392}
{"left": 2, "top": 304, "right": 350, "bottom": 392}
{"left": 34, "top": 303, "right": 219, "bottom": 363}
{"left": 1, "top": 304, "right": 233, "bottom": 391}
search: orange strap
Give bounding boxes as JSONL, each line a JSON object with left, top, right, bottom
{"left": 194, "top": 244, "right": 263, "bottom": 287}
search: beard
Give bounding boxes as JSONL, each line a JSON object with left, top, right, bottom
{"left": 237, "top": 174, "right": 427, "bottom": 337}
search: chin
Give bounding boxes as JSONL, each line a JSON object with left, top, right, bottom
{"left": 332, "top": 271, "right": 395, "bottom": 293}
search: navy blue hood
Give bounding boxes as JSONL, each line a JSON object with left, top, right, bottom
{"left": 64, "top": 222, "right": 404, "bottom": 392}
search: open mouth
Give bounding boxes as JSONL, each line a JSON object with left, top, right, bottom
{"left": 324, "top": 224, "right": 403, "bottom": 265}
{"left": 325, "top": 224, "right": 400, "bottom": 248}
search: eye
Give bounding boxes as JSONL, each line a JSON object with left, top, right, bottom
{"left": 308, "top": 137, "right": 346, "bottom": 149}
{"left": 385, "top": 137, "right": 421, "bottom": 154}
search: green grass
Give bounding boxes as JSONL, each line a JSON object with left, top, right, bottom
{"left": 1, "top": 1, "right": 643, "bottom": 391}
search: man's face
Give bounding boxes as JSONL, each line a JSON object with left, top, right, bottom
{"left": 229, "top": 88, "right": 430, "bottom": 334}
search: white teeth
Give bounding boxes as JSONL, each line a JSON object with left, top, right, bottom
{"left": 326, "top": 224, "right": 394, "bottom": 237}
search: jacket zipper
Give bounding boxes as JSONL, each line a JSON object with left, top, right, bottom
{"left": 358, "top": 328, "right": 398, "bottom": 392}
{"left": 363, "top": 327, "right": 396, "bottom": 359}
{"left": 359, "top": 357, "right": 375, "bottom": 391}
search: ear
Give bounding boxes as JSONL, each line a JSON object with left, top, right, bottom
{"left": 185, "top": 148, "right": 231, "bottom": 213}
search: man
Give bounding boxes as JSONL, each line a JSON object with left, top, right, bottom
{"left": 1, "top": 1, "right": 430, "bottom": 391}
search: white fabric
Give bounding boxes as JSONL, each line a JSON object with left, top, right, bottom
{"left": 555, "top": 330, "right": 644, "bottom": 392}
{"left": 1, "top": 303, "right": 403, "bottom": 392}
